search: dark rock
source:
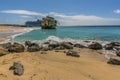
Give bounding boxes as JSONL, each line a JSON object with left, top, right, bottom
{"left": 41, "top": 45, "right": 50, "bottom": 51}
{"left": 104, "top": 44, "right": 113, "bottom": 50}
{"left": 25, "top": 41, "right": 32, "bottom": 46}
{"left": 74, "top": 44, "right": 86, "bottom": 48}
{"left": 116, "top": 50, "right": 120, "bottom": 57}
{"left": 66, "top": 50, "right": 80, "bottom": 57}
{"left": 8, "top": 42, "right": 25, "bottom": 53}
{"left": 84, "top": 41, "right": 91, "bottom": 43}
{"left": 54, "top": 46, "right": 65, "bottom": 50}
{"left": 88, "top": 42, "right": 102, "bottom": 50}
{"left": 9, "top": 62, "right": 24, "bottom": 76}
{"left": 104, "top": 42, "right": 120, "bottom": 50}
{"left": 61, "top": 42, "right": 73, "bottom": 49}
{"left": 107, "top": 58, "right": 120, "bottom": 65}
{"left": 48, "top": 41, "right": 59, "bottom": 49}
{"left": 0, "top": 42, "right": 12, "bottom": 49}
{"left": 27, "top": 43, "right": 40, "bottom": 52}
{"left": 41, "top": 51, "right": 47, "bottom": 54}
{"left": 110, "top": 42, "right": 120, "bottom": 46}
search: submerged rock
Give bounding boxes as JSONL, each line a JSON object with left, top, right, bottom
{"left": 8, "top": 42, "right": 25, "bottom": 53}
{"left": 107, "top": 58, "right": 120, "bottom": 65}
{"left": 9, "top": 62, "right": 24, "bottom": 76}
{"left": 88, "top": 42, "right": 102, "bottom": 50}
{"left": 66, "top": 50, "right": 80, "bottom": 57}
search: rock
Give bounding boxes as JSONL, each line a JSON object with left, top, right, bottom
{"left": 66, "top": 50, "right": 80, "bottom": 57}
{"left": 48, "top": 41, "right": 60, "bottom": 49}
{"left": 116, "top": 50, "right": 120, "bottom": 57}
{"left": 110, "top": 42, "right": 120, "bottom": 46}
{"left": 25, "top": 41, "right": 32, "bottom": 46}
{"left": 9, "top": 62, "right": 24, "bottom": 76}
{"left": 104, "top": 42, "right": 120, "bottom": 50}
{"left": 61, "top": 42, "right": 73, "bottom": 49}
{"left": 41, "top": 51, "right": 47, "bottom": 54}
{"left": 8, "top": 42, "right": 25, "bottom": 53}
{"left": 104, "top": 44, "right": 113, "bottom": 50}
{"left": 0, "top": 47, "right": 8, "bottom": 56}
{"left": 107, "top": 58, "right": 120, "bottom": 65}
{"left": 0, "top": 42, "right": 12, "bottom": 49}
{"left": 74, "top": 44, "right": 86, "bottom": 48}
{"left": 54, "top": 46, "right": 65, "bottom": 50}
{"left": 41, "top": 45, "right": 50, "bottom": 51}
{"left": 88, "top": 42, "right": 102, "bottom": 50}
{"left": 27, "top": 43, "right": 40, "bottom": 52}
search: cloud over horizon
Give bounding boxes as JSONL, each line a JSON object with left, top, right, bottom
{"left": 1, "top": 10, "right": 120, "bottom": 26}
{"left": 114, "top": 9, "right": 120, "bottom": 14}
{"left": 1, "top": 10, "right": 46, "bottom": 16}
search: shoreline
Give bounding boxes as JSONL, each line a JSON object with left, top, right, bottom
{"left": 0, "top": 26, "right": 120, "bottom": 80}
{"left": 0, "top": 40, "right": 120, "bottom": 80}
{"left": 0, "top": 26, "right": 40, "bottom": 44}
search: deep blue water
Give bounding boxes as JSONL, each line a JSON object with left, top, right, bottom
{"left": 14, "top": 26, "right": 120, "bottom": 42}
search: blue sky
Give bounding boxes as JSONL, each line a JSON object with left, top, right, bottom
{"left": 0, "top": 0, "right": 120, "bottom": 26}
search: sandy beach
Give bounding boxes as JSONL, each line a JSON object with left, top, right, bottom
{"left": 0, "top": 26, "right": 32, "bottom": 42}
{"left": 0, "top": 26, "right": 120, "bottom": 80}
{"left": 0, "top": 48, "right": 120, "bottom": 80}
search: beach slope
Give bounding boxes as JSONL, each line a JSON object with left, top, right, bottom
{"left": 0, "top": 49, "right": 120, "bottom": 80}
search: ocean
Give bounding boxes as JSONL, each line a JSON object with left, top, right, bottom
{"left": 13, "top": 26, "right": 120, "bottom": 42}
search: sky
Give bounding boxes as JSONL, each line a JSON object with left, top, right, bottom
{"left": 0, "top": 0, "right": 120, "bottom": 26}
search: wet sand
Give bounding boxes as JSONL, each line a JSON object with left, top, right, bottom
{"left": 0, "top": 26, "right": 33, "bottom": 42}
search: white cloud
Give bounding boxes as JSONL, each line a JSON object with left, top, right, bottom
{"left": 48, "top": 12, "right": 120, "bottom": 26}
{"left": 114, "top": 9, "right": 120, "bottom": 14}
{"left": 1, "top": 10, "right": 46, "bottom": 16}
{"left": 1, "top": 10, "right": 120, "bottom": 26}
{"left": 20, "top": 16, "right": 31, "bottom": 18}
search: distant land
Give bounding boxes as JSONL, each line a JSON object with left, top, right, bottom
{"left": 0, "top": 24, "right": 120, "bottom": 27}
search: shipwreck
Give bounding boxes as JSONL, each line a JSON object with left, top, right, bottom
{"left": 41, "top": 16, "right": 57, "bottom": 29}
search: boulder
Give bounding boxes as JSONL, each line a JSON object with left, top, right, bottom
{"left": 88, "top": 42, "right": 102, "bottom": 50}
{"left": 107, "top": 58, "right": 120, "bottom": 65}
{"left": 104, "top": 42, "right": 120, "bottom": 50}
{"left": 41, "top": 45, "right": 51, "bottom": 51}
{"left": 25, "top": 41, "right": 32, "bottom": 46}
{"left": 104, "top": 43, "right": 113, "bottom": 50}
{"left": 110, "top": 42, "right": 120, "bottom": 46}
{"left": 0, "top": 42, "right": 12, "bottom": 49}
{"left": 9, "top": 62, "right": 24, "bottom": 76}
{"left": 116, "top": 50, "right": 120, "bottom": 57}
{"left": 61, "top": 42, "right": 73, "bottom": 49}
{"left": 66, "top": 50, "right": 80, "bottom": 57}
{"left": 74, "top": 44, "right": 86, "bottom": 48}
{"left": 27, "top": 43, "right": 40, "bottom": 52}
{"left": 54, "top": 46, "right": 65, "bottom": 50}
{"left": 48, "top": 41, "right": 60, "bottom": 49}
{"left": 8, "top": 42, "right": 25, "bottom": 53}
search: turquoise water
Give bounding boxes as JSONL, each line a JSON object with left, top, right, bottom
{"left": 14, "top": 26, "right": 120, "bottom": 42}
